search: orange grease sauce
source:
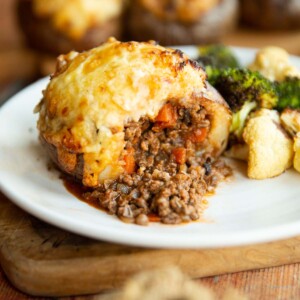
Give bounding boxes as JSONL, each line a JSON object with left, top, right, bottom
{"left": 63, "top": 177, "right": 99, "bottom": 209}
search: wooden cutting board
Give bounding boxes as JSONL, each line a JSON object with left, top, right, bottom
{"left": 1, "top": 192, "right": 300, "bottom": 298}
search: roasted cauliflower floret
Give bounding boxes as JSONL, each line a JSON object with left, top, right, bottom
{"left": 294, "top": 133, "right": 300, "bottom": 173}
{"left": 249, "top": 46, "right": 300, "bottom": 82}
{"left": 280, "top": 109, "right": 300, "bottom": 173}
{"left": 224, "top": 143, "right": 248, "bottom": 161}
{"left": 243, "top": 109, "right": 293, "bottom": 179}
{"left": 280, "top": 108, "right": 300, "bottom": 136}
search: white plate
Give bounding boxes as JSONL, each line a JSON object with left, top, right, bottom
{"left": 1, "top": 47, "right": 300, "bottom": 249}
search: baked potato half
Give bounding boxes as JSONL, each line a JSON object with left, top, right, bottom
{"left": 36, "top": 38, "right": 232, "bottom": 188}
{"left": 17, "top": 0, "right": 123, "bottom": 54}
{"left": 127, "top": 0, "right": 239, "bottom": 45}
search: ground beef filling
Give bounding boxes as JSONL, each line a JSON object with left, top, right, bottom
{"left": 84, "top": 102, "right": 231, "bottom": 225}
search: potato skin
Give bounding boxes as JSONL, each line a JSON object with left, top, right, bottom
{"left": 40, "top": 134, "right": 84, "bottom": 182}
{"left": 127, "top": 0, "right": 238, "bottom": 45}
{"left": 17, "top": 0, "right": 122, "bottom": 55}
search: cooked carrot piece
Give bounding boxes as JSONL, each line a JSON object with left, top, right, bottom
{"left": 172, "top": 147, "right": 187, "bottom": 165}
{"left": 188, "top": 127, "right": 208, "bottom": 143}
{"left": 124, "top": 148, "right": 135, "bottom": 174}
{"left": 155, "top": 103, "right": 177, "bottom": 128}
{"left": 148, "top": 213, "right": 161, "bottom": 222}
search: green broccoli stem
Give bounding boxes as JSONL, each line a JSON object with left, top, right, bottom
{"left": 230, "top": 101, "right": 257, "bottom": 139}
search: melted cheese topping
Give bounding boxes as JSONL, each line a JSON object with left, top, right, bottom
{"left": 37, "top": 38, "right": 207, "bottom": 187}
{"left": 33, "top": 0, "right": 122, "bottom": 39}
{"left": 139, "top": 0, "right": 219, "bottom": 22}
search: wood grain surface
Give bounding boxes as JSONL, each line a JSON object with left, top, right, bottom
{"left": 1, "top": 192, "right": 300, "bottom": 299}
{"left": 1, "top": 261, "right": 300, "bottom": 300}
{"left": 223, "top": 28, "right": 300, "bottom": 56}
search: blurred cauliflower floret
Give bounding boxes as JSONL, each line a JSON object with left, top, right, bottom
{"left": 106, "top": 266, "right": 246, "bottom": 300}
{"left": 280, "top": 109, "right": 300, "bottom": 173}
{"left": 249, "top": 46, "right": 300, "bottom": 82}
{"left": 225, "top": 143, "right": 248, "bottom": 161}
{"left": 119, "top": 267, "right": 214, "bottom": 300}
{"left": 280, "top": 108, "right": 300, "bottom": 135}
{"left": 243, "top": 109, "right": 293, "bottom": 179}
{"left": 294, "top": 134, "right": 300, "bottom": 173}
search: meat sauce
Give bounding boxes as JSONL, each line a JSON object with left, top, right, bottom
{"left": 63, "top": 102, "right": 231, "bottom": 226}
{"left": 63, "top": 176, "right": 162, "bottom": 222}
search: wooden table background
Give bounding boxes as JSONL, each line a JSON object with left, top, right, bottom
{"left": 1, "top": 0, "right": 300, "bottom": 299}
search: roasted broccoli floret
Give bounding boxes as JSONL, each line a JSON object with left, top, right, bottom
{"left": 208, "top": 68, "right": 278, "bottom": 139}
{"left": 211, "top": 68, "right": 278, "bottom": 112}
{"left": 196, "top": 45, "right": 240, "bottom": 69}
{"left": 204, "top": 66, "right": 222, "bottom": 86}
{"left": 276, "top": 77, "right": 300, "bottom": 111}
